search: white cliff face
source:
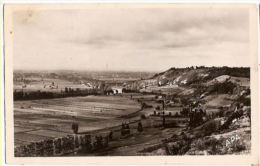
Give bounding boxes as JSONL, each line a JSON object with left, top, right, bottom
{"left": 173, "top": 76, "right": 182, "bottom": 84}
{"left": 181, "top": 79, "right": 187, "bottom": 85}
{"left": 199, "top": 73, "right": 209, "bottom": 78}
{"left": 214, "top": 75, "right": 231, "bottom": 83}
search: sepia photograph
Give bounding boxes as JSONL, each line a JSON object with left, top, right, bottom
{"left": 3, "top": 3, "right": 259, "bottom": 164}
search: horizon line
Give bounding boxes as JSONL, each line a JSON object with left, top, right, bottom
{"left": 13, "top": 65, "right": 250, "bottom": 73}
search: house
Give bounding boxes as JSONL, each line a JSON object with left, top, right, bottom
{"left": 111, "top": 87, "right": 123, "bottom": 94}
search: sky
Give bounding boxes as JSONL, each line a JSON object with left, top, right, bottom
{"left": 13, "top": 6, "right": 250, "bottom": 72}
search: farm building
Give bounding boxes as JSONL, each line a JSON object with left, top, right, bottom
{"left": 111, "top": 87, "right": 123, "bottom": 94}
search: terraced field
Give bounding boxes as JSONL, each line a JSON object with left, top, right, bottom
{"left": 14, "top": 95, "right": 141, "bottom": 147}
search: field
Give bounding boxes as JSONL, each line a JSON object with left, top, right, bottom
{"left": 14, "top": 95, "right": 141, "bottom": 147}
{"left": 14, "top": 78, "right": 92, "bottom": 92}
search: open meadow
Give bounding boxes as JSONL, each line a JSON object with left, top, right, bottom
{"left": 14, "top": 95, "right": 141, "bottom": 147}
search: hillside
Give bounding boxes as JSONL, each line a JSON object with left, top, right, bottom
{"left": 132, "top": 66, "right": 249, "bottom": 95}
{"left": 129, "top": 66, "right": 251, "bottom": 155}
{"left": 152, "top": 66, "right": 249, "bottom": 81}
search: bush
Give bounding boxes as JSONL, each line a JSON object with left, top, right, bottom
{"left": 180, "top": 107, "right": 189, "bottom": 117}
{"left": 232, "top": 142, "right": 246, "bottom": 152}
{"left": 180, "top": 97, "right": 190, "bottom": 105}
{"left": 140, "top": 114, "right": 146, "bottom": 119}
{"left": 209, "top": 81, "right": 237, "bottom": 94}
{"left": 173, "top": 112, "right": 180, "bottom": 117}
{"left": 237, "top": 95, "right": 251, "bottom": 106}
{"left": 217, "top": 109, "right": 224, "bottom": 117}
{"left": 202, "top": 120, "right": 218, "bottom": 136}
{"left": 141, "top": 103, "right": 153, "bottom": 109}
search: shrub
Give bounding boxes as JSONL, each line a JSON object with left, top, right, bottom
{"left": 210, "top": 81, "right": 237, "bottom": 94}
{"left": 141, "top": 103, "right": 153, "bottom": 109}
{"left": 202, "top": 120, "right": 218, "bottom": 136}
{"left": 237, "top": 95, "right": 251, "bottom": 106}
{"left": 217, "top": 109, "right": 225, "bottom": 117}
{"left": 140, "top": 114, "right": 146, "bottom": 119}
{"left": 231, "top": 141, "right": 246, "bottom": 152}
{"left": 174, "top": 112, "right": 180, "bottom": 117}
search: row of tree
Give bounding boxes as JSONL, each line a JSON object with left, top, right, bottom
{"left": 13, "top": 88, "right": 101, "bottom": 101}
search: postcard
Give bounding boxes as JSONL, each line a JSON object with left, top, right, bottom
{"left": 3, "top": 3, "right": 259, "bottom": 164}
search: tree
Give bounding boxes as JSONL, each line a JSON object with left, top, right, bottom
{"left": 72, "top": 123, "right": 79, "bottom": 134}
{"left": 138, "top": 121, "right": 143, "bottom": 132}
{"left": 65, "top": 87, "right": 69, "bottom": 93}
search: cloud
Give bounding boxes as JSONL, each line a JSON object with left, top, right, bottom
{"left": 12, "top": 6, "right": 250, "bottom": 71}
{"left": 61, "top": 8, "right": 248, "bottom": 51}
